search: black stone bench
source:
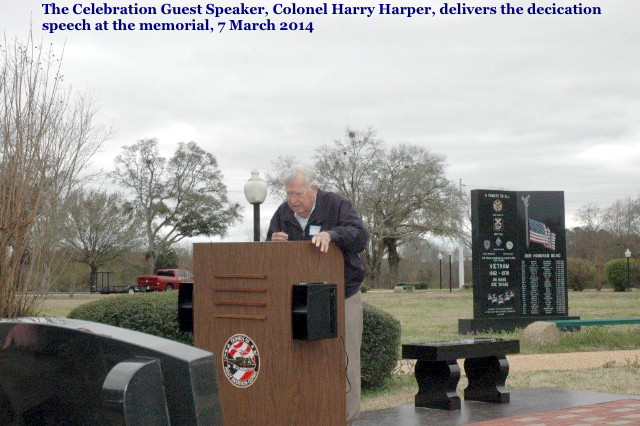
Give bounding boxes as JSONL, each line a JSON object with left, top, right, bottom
{"left": 402, "top": 338, "right": 520, "bottom": 410}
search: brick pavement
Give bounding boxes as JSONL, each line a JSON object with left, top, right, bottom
{"left": 466, "top": 399, "right": 640, "bottom": 426}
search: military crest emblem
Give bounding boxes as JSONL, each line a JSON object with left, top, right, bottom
{"left": 222, "top": 334, "right": 260, "bottom": 388}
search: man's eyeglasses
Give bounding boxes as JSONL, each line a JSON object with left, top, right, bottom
{"left": 286, "top": 190, "right": 309, "bottom": 200}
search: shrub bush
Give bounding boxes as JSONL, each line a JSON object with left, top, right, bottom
{"left": 68, "top": 293, "right": 402, "bottom": 390}
{"left": 567, "top": 258, "right": 598, "bottom": 291}
{"left": 361, "top": 302, "right": 401, "bottom": 389}
{"left": 604, "top": 258, "right": 640, "bottom": 292}
{"left": 68, "top": 292, "right": 192, "bottom": 345}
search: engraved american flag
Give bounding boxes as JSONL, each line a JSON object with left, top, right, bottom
{"left": 528, "top": 218, "right": 556, "bottom": 250}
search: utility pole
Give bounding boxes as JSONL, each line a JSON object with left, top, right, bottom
{"left": 458, "top": 245, "right": 464, "bottom": 289}
{"left": 449, "top": 253, "right": 453, "bottom": 293}
{"left": 438, "top": 252, "right": 443, "bottom": 290}
{"left": 458, "top": 179, "right": 466, "bottom": 288}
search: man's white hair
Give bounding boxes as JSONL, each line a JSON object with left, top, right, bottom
{"left": 281, "top": 164, "right": 318, "bottom": 187}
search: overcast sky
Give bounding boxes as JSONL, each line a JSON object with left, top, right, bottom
{"left": 3, "top": 1, "right": 639, "bottom": 245}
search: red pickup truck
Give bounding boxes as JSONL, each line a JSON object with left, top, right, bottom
{"left": 136, "top": 269, "right": 194, "bottom": 292}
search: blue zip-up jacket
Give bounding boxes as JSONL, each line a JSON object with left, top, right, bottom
{"left": 266, "top": 189, "right": 369, "bottom": 298}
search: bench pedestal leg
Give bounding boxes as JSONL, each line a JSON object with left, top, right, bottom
{"left": 414, "top": 359, "right": 461, "bottom": 410}
{"left": 463, "top": 356, "right": 510, "bottom": 403}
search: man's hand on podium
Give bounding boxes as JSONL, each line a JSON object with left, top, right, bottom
{"left": 311, "top": 231, "right": 332, "bottom": 253}
{"left": 271, "top": 230, "right": 332, "bottom": 253}
{"left": 271, "top": 232, "right": 289, "bottom": 241}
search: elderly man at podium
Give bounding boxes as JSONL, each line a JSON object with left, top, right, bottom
{"left": 267, "top": 164, "right": 369, "bottom": 425}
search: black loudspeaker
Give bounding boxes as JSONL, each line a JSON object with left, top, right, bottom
{"left": 178, "top": 283, "right": 194, "bottom": 332}
{"left": 292, "top": 282, "right": 337, "bottom": 341}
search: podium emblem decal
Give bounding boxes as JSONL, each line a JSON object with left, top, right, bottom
{"left": 222, "top": 334, "right": 260, "bottom": 388}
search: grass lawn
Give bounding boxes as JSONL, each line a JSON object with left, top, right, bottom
{"left": 363, "top": 289, "right": 640, "bottom": 353}
{"left": 38, "top": 290, "right": 640, "bottom": 354}
{"left": 36, "top": 289, "right": 640, "bottom": 409}
{"left": 36, "top": 293, "right": 121, "bottom": 317}
{"left": 360, "top": 288, "right": 640, "bottom": 410}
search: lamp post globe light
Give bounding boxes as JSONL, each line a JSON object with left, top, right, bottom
{"left": 244, "top": 169, "right": 268, "bottom": 242}
{"left": 625, "top": 249, "right": 631, "bottom": 291}
{"left": 437, "top": 252, "right": 443, "bottom": 290}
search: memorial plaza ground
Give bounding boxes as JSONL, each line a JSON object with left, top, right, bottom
{"left": 39, "top": 290, "right": 640, "bottom": 423}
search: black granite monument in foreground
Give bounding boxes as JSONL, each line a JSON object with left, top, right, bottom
{"left": 0, "top": 317, "right": 222, "bottom": 425}
{"left": 459, "top": 189, "right": 579, "bottom": 333}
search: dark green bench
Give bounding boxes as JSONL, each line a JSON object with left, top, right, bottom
{"left": 546, "top": 318, "right": 640, "bottom": 329}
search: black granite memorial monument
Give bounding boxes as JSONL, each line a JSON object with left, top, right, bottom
{"left": 459, "top": 190, "right": 579, "bottom": 333}
{"left": 0, "top": 317, "right": 222, "bottom": 425}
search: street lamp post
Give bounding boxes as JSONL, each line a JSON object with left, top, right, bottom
{"left": 244, "top": 170, "right": 268, "bottom": 242}
{"left": 625, "top": 249, "right": 631, "bottom": 291}
{"left": 438, "top": 253, "right": 443, "bottom": 290}
{"left": 449, "top": 253, "right": 453, "bottom": 293}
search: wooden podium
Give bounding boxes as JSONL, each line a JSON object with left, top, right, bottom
{"left": 193, "top": 242, "right": 346, "bottom": 425}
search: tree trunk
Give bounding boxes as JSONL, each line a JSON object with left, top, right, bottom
{"left": 363, "top": 240, "right": 386, "bottom": 288}
{"left": 373, "top": 261, "right": 382, "bottom": 288}
{"left": 146, "top": 251, "right": 156, "bottom": 274}
{"left": 363, "top": 251, "right": 377, "bottom": 287}
{"left": 384, "top": 238, "right": 401, "bottom": 287}
{"left": 88, "top": 263, "right": 98, "bottom": 292}
{"left": 146, "top": 231, "right": 156, "bottom": 274}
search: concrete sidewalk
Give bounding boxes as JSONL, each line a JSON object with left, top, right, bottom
{"left": 507, "top": 349, "right": 640, "bottom": 372}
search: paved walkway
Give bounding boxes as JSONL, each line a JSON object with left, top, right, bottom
{"left": 358, "top": 388, "right": 640, "bottom": 425}
{"left": 466, "top": 399, "right": 640, "bottom": 425}
{"left": 507, "top": 349, "right": 640, "bottom": 372}
{"left": 382, "top": 350, "right": 640, "bottom": 425}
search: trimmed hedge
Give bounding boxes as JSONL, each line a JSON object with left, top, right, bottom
{"left": 567, "top": 258, "right": 598, "bottom": 291}
{"left": 69, "top": 293, "right": 401, "bottom": 390}
{"left": 68, "top": 292, "right": 193, "bottom": 345}
{"left": 361, "top": 302, "right": 401, "bottom": 389}
{"left": 604, "top": 258, "right": 639, "bottom": 292}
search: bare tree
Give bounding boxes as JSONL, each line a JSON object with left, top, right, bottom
{"left": 397, "top": 239, "right": 439, "bottom": 283}
{"left": 571, "top": 199, "right": 640, "bottom": 288}
{"left": 112, "top": 138, "right": 241, "bottom": 273}
{"left": 575, "top": 202, "right": 605, "bottom": 232}
{"left": 571, "top": 203, "right": 612, "bottom": 270}
{"left": 602, "top": 198, "right": 640, "bottom": 244}
{"left": 313, "top": 129, "right": 385, "bottom": 284}
{"left": 0, "top": 34, "right": 107, "bottom": 317}
{"left": 265, "top": 154, "right": 297, "bottom": 201}
{"left": 174, "top": 241, "right": 193, "bottom": 270}
{"left": 314, "top": 128, "right": 382, "bottom": 207}
{"left": 367, "top": 144, "right": 463, "bottom": 286}
{"left": 62, "top": 188, "right": 143, "bottom": 277}
{"left": 266, "top": 128, "right": 463, "bottom": 287}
